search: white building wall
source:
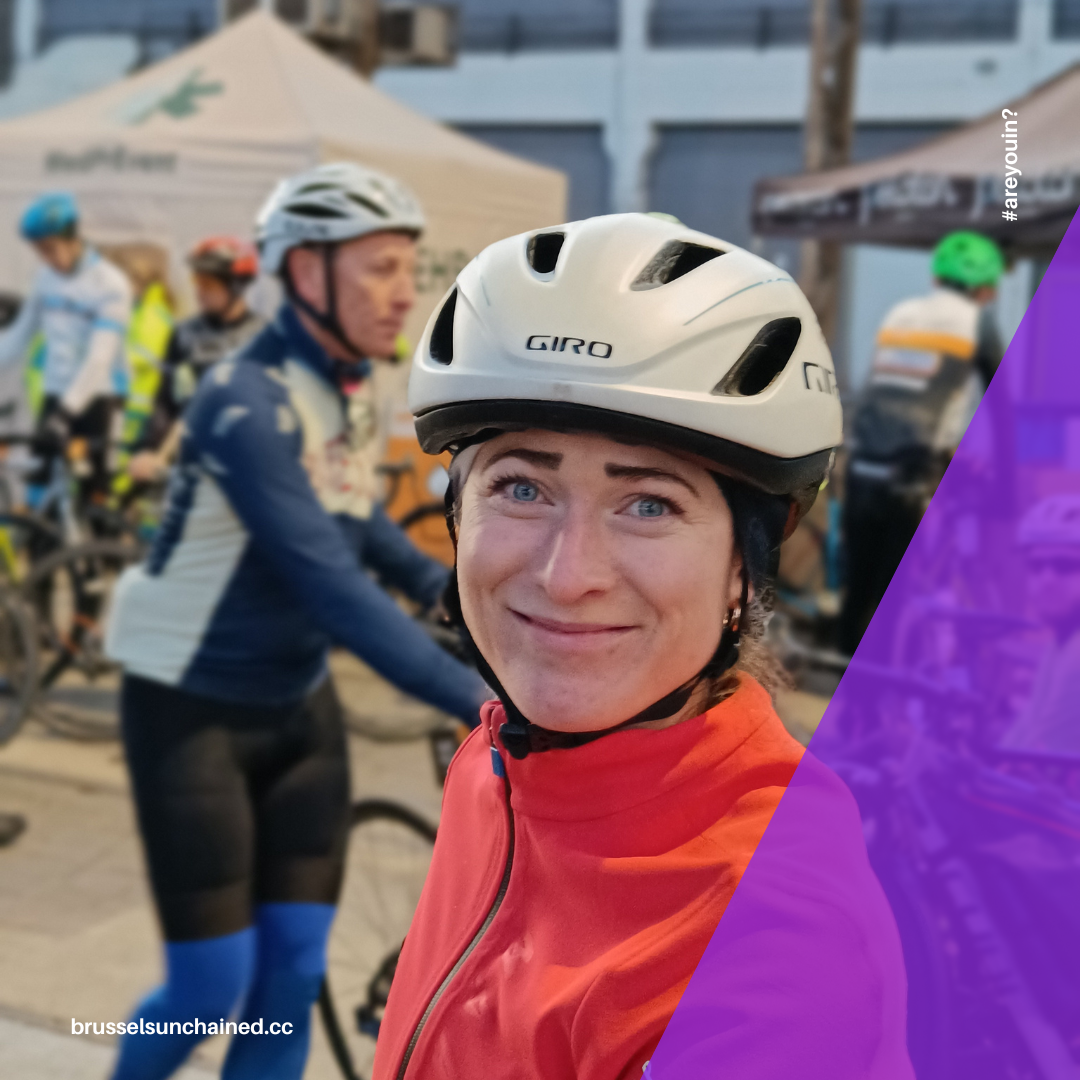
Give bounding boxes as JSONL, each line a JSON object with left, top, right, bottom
{"left": 2, "top": 2, "right": 1074, "bottom": 389}
{"left": 377, "top": 0, "right": 1080, "bottom": 389}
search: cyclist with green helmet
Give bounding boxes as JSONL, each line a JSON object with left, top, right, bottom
{"left": 838, "top": 230, "right": 1005, "bottom": 653}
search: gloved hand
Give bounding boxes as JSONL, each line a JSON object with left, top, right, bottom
{"left": 30, "top": 409, "right": 72, "bottom": 458}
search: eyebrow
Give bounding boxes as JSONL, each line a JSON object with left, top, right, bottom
{"left": 604, "top": 464, "right": 700, "bottom": 497}
{"left": 483, "top": 448, "right": 700, "bottom": 497}
{"left": 484, "top": 447, "right": 564, "bottom": 470}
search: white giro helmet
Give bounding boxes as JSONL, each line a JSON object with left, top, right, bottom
{"left": 255, "top": 161, "right": 425, "bottom": 275}
{"left": 1018, "top": 495, "right": 1080, "bottom": 548}
{"left": 410, "top": 213, "right": 842, "bottom": 521}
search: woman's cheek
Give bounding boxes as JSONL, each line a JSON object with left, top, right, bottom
{"left": 459, "top": 517, "right": 534, "bottom": 628}
{"left": 468, "top": 515, "right": 535, "bottom": 579}
{"left": 631, "top": 533, "right": 728, "bottom": 638}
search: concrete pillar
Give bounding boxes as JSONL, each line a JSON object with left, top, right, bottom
{"left": 1017, "top": 0, "right": 1054, "bottom": 84}
{"left": 13, "top": 0, "right": 37, "bottom": 61}
{"left": 607, "top": 0, "right": 655, "bottom": 213}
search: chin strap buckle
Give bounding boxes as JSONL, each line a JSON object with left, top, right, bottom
{"left": 498, "top": 719, "right": 630, "bottom": 758}
{"left": 497, "top": 720, "right": 533, "bottom": 760}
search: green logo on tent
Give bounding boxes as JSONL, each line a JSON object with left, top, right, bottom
{"left": 124, "top": 68, "right": 223, "bottom": 125}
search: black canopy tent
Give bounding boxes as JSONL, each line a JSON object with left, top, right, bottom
{"left": 752, "top": 63, "right": 1080, "bottom": 256}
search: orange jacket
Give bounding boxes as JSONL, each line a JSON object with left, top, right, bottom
{"left": 373, "top": 675, "right": 905, "bottom": 1080}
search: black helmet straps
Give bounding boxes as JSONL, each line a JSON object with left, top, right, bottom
{"left": 283, "top": 243, "right": 368, "bottom": 365}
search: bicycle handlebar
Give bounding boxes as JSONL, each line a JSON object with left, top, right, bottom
{"left": 0, "top": 432, "right": 129, "bottom": 451}
{"left": 375, "top": 461, "right": 414, "bottom": 478}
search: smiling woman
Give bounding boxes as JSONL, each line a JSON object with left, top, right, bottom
{"left": 371, "top": 214, "right": 912, "bottom": 1080}
{"left": 456, "top": 431, "right": 746, "bottom": 736}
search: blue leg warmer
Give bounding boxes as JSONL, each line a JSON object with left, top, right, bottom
{"left": 110, "top": 929, "right": 256, "bottom": 1080}
{"left": 222, "top": 903, "right": 337, "bottom": 1080}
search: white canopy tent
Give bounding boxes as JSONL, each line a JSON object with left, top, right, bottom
{"left": 0, "top": 11, "right": 565, "bottom": 546}
{"left": 0, "top": 9, "right": 567, "bottom": 336}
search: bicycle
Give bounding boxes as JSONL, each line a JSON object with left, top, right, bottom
{"left": 0, "top": 432, "right": 145, "bottom": 741}
{"left": 318, "top": 708, "right": 463, "bottom": 1080}
{"left": 377, "top": 457, "right": 451, "bottom": 562}
{"left": 20, "top": 539, "right": 143, "bottom": 740}
{"left": 0, "top": 587, "right": 40, "bottom": 745}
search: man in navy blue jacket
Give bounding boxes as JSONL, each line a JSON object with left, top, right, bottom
{"left": 107, "top": 163, "right": 487, "bottom": 1080}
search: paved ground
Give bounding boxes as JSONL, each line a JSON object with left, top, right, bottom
{"left": 0, "top": 1013, "right": 212, "bottom": 1080}
{"left": 0, "top": 655, "right": 445, "bottom": 1080}
{"left": 0, "top": 652, "right": 825, "bottom": 1079}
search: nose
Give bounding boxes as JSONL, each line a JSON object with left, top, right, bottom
{"left": 395, "top": 268, "right": 417, "bottom": 312}
{"left": 538, "top": 502, "right": 617, "bottom": 606}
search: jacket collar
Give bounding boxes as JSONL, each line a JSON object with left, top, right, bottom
{"left": 273, "top": 303, "right": 371, "bottom": 384}
{"left": 486, "top": 674, "right": 791, "bottom": 822}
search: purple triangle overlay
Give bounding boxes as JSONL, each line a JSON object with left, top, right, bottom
{"left": 649, "top": 211, "right": 1080, "bottom": 1080}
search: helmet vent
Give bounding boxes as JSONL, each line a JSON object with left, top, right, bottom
{"left": 712, "top": 318, "right": 802, "bottom": 397}
{"left": 632, "top": 241, "right": 724, "bottom": 290}
{"left": 429, "top": 288, "right": 458, "bottom": 366}
{"left": 526, "top": 232, "right": 565, "bottom": 275}
{"left": 285, "top": 202, "right": 348, "bottom": 219}
{"left": 346, "top": 192, "right": 390, "bottom": 218}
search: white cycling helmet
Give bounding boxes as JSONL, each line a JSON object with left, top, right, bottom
{"left": 255, "top": 161, "right": 425, "bottom": 275}
{"left": 410, "top": 213, "right": 842, "bottom": 523}
{"left": 1018, "top": 495, "right": 1080, "bottom": 548}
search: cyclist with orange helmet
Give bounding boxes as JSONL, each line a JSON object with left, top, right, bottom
{"left": 128, "top": 236, "right": 264, "bottom": 481}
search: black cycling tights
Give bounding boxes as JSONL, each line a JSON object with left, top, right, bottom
{"left": 121, "top": 674, "right": 350, "bottom": 941}
{"left": 114, "top": 676, "right": 350, "bottom": 1080}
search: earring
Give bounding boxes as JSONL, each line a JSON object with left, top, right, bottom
{"left": 724, "top": 603, "right": 742, "bottom": 633}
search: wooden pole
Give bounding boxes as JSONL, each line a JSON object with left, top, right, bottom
{"left": 355, "top": 0, "right": 380, "bottom": 78}
{"left": 801, "top": 0, "right": 862, "bottom": 355}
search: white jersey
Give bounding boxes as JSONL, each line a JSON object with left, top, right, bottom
{"left": 1001, "top": 629, "right": 1080, "bottom": 756}
{"left": 850, "top": 287, "right": 1002, "bottom": 467}
{"left": 0, "top": 248, "right": 132, "bottom": 410}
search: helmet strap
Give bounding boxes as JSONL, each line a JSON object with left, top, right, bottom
{"left": 284, "top": 244, "right": 369, "bottom": 365}
{"left": 224, "top": 276, "right": 250, "bottom": 307}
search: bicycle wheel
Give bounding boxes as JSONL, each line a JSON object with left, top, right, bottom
{"left": 0, "top": 590, "right": 39, "bottom": 744}
{"left": 397, "top": 501, "right": 447, "bottom": 548}
{"left": 20, "top": 540, "right": 142, "bottom": 740}
{"left": 320, "top": 799, "right": 438, "bottom": 1080}
{"left": 0, "top": 509, "right": 63, "bottom": 583}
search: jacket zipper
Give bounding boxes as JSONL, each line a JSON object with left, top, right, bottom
{"left": 394, "top": 761, "right": 516, "bottom": 1079}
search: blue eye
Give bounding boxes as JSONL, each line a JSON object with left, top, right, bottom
{"left": 633, "top": 498, "right": 666, "bottom": 518}
{"left": 512, "top": 481, "right": 539, "bottom": 502}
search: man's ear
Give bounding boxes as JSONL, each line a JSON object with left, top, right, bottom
{"left": 285, "top": 247, "right": 325, "bottom": 313}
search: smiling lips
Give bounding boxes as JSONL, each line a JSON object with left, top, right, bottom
{"left": 512, "top": 610, "right": 635, "bottom": 641}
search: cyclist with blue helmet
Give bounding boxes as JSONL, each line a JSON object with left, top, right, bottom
{"left": 0, "top": 191, "right": 133, "bottom": 502}
{"left": 104, "top": 163, "right": 488, "bottom": 1080}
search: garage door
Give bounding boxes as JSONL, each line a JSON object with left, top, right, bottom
{"left": 456, "top": 124, "right": 611, "bottom": 222}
